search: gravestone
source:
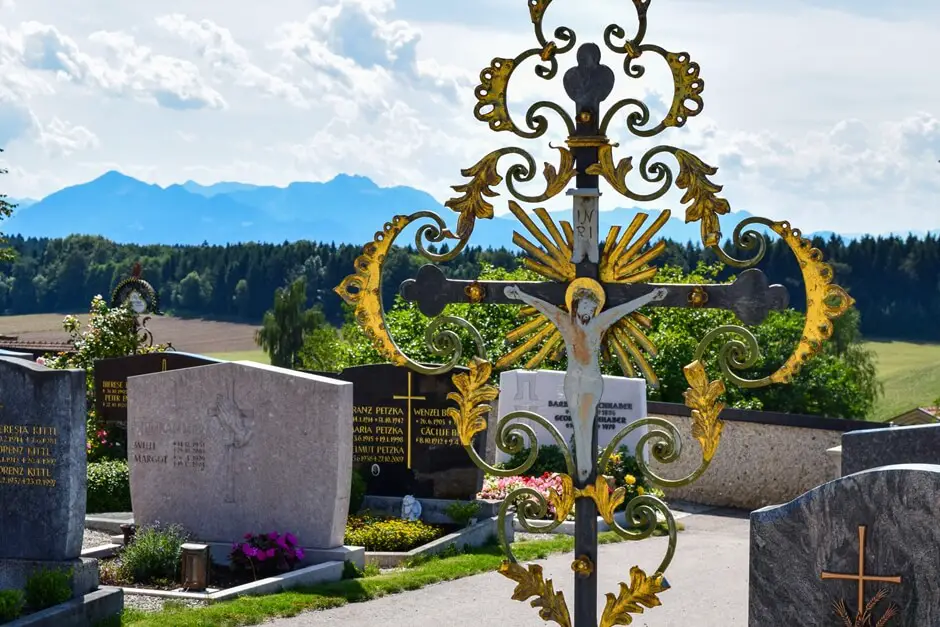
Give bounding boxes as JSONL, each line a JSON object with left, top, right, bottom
{"left": 94, "top": 352, "right": 221, "bottom": 424}
{"left": 309, "top": 364, "right": 486, "bottom": 500}
{"left": 0, "top": 357, "right": 111, "bottom": 604}
{"left": 841, "top": 423, "right": 940, "bottom": 476}
{"left": 495, "top": 369, "right": 647, "bottom": 464}
{"left": 0, "top": 348, "right": 32, "bottom": 360}
{"left": 128, "top": 361, "right": 352, "bottom": 550}
{"left": 750, "top": 464, "right": 940, "bottom": 626}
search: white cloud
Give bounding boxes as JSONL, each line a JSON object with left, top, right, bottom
{"left": 156, "top": 13, "right": 306, "bottom": 107}
{"left": 6, "top": 22, "right": 226, "bottom": 110}
{"left": 37, "top": 117, "right": 98, "bottom": 157}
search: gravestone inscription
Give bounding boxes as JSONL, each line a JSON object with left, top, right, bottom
{"left": 94, "top": 352, "right": 221, "bottom": 424}
{"left": 0, "top": 357, "right": 86, "bottom": 561}
{"left": 749, "top": 464, "right": 940, "bottom": 626}
{"left": 495, "top": 369, "right": 647, "bottom": 464}
{"left": 309, "top": 364, "right": 486, "bottom": 500}
{"left": 128, "top": 361, "right": 352, "bottom": 549}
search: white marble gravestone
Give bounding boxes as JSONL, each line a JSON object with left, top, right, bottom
{"left": 127, "top": 361, "right": 353, "bottom": 550}
{"left": 495, "top": 369, "right": 647, "bottom": 465}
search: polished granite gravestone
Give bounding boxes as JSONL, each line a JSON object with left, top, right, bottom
{"left": 495, "top": 369, "right": 647, "bottom": 464}
{"left": 94, "top": 352, "right": 221, "bottom": 424}
{"left": 0, "top": 357, "right": 122, "bottom": 616}
{"left": 749, "top": 464, "right": 940, "bottom": 626}
{"left": 128, "top": 361, "right": 352, "bottom": 549}
{"left": 841, "top": 423, "right": 940, "bottom": 476}
{"left": 307, "top": 364, "right": 487, "bottom": 500}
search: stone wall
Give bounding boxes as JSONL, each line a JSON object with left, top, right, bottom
{"left": 646, "top": 403, "right": 875, "bottom": 511}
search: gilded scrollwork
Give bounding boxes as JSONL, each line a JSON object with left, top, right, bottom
{"left": 499, "top": 561, "right": 572, "bottom": 627}
{"left": 599, "top": 566, "right": 670, "bottom": 627}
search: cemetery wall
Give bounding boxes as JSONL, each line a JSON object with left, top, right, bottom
{"left": 646, "top": 402, "right": 875, "bottom": 510}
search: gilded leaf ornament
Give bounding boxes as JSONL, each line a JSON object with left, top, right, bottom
{"left": 673, "top": 149, "right": 730, "bottom": 248}
{"left": 577, "top": 476, "right": 627, "bottom": 525}
{"left": 599, "top": 566, "right": 669, "bottom": 627}
{"left": 586, "top": 144, "right": 633, "bottom": 197}
{"left": 499, "top": 561, "right": 572, "bottom": 627}
{"left": 445, "top": 358, "right": 499, "bottom": 446}
{"left": 682, "top": 360, "right": 725, "bottom": 463}
{"left": 547, "top": 473, "right": 576, "bottom": 524}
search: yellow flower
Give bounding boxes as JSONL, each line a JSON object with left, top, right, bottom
{"left": 610, "top": 452, "right": 622, "bottom": 465}
{"left": 637, "top": 486, "right": 645, "bottom": 495}
{"left": 625, "top": 475, "right": 636, "bottom": 486}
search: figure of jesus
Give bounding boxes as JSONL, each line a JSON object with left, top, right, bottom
{"left": 504, "top": 278, "right": 668, "bottom": 482}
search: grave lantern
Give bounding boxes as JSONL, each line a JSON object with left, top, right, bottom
{"left": 337, "top": 1, "right": 852, "bottom": 624}
{"left": 180, "top": 543, "right": 210, "bottom": 592}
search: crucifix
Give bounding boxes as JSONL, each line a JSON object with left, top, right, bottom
{"left": 395, "top": 42, "right": 789, "bottom": 627}
{"left": 821, "top": 525, "right": 902, "bottom": 616}
{"left": 393, "top": 371, "right": 426, "bottom": 469}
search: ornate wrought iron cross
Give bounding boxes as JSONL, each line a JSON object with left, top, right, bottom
{"left": 337, "top": 2, "right": 852, "bottom": 625}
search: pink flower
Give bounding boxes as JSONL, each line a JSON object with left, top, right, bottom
{"left": 242, "top": 545, "right": 259, "bottom": 558}
{"left": 265, "top": 548, "right": 276, "bottom": 558}
{"left": 255, "top": 550, "right": 267, "bottom": 562}
{"left": 267, "top": 532, "right": 279, "bottom": 541}
{"left": 244, "top": 533, "right": 253, "bottom": 540}
{"left": 285, "top": 533, "right": 298, "bottom": 546}
{"left": 294, "top": 548, "right": 304, "bottom": 560}
{"left": 276, "top": 536, "right": 288, "bottom": 549}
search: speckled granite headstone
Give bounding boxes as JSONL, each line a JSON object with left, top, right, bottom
{"left": 0, "top": 357, "right": 86, "bottom": 561}
{"left": 127, "top": 361, "right": 352, "bottom": 548}
{"left": 841, "top": 423, "right": 940, "bottom": 476}
{"left": 749, "top": 464, "right": 940, "bottom": 626}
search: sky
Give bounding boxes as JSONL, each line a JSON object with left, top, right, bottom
{"left": 0, "top": 0, "right": 938, "bottom": 235}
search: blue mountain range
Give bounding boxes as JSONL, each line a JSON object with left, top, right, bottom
{"left": 4, "top": 171, "right": 927, "bottom": 248}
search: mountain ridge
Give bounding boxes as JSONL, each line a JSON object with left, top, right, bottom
{"left": 4, "top": 172, "right": 935, "bottom": 247}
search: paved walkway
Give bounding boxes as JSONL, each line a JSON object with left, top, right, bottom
{"left": 268, "top": 509, "right": 749, "bottom": 627}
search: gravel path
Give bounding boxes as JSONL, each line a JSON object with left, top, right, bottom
{"left": 82, "top": 529, "right": 113, "bottom": 549}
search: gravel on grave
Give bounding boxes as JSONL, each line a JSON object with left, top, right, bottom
{"left": 124, "top": 595, "right": 208, "bottom": 613}
{"left": 82, "top": 529, "right": 113, "bottom": 549}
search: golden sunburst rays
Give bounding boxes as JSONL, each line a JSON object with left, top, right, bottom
{"left": 497, "top": 203, "right": 670, "bottom": 386}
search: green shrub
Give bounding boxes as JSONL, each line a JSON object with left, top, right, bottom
{"left": 86, "top": 460, "right": 131, "bottom": 513}
{"left": 444, "top": 501, "right": 481, "bottom": 527}
{"left": 502, "top": 445, "right": 569, "bottom": 477}
{"left": 0, "top": 589, "right": 24, "bottom": 623}
{"left": 119, "top": 524, "right": 189, "bottom": 585}
{"left": 24, "top": 568, "right": 72, "bottom": 611}
{"left": 341, "top": 560, "right": 364, "bottom": 580}
{"left": 349, "top": 470, "right": 366, "bottom": 515}
{"left": 344, "top": 514, "right": 444, "bottom": 552}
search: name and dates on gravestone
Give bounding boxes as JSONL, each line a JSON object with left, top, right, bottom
{"left": 94, "top": 352, "right": 221, "bottom": 424}
{"left": 308, "top": 364, "right": 486, "bottom": 500}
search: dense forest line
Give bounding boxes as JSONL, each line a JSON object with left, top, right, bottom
{"left": 0, "top": 231, "right": 938, "bottom": 342}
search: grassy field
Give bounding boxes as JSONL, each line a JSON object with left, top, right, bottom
{"left": 206, "top": 349, "right": 269, "bottom": 363}
{"left": 865, "top": 340, "right": 940, "bottom": 422}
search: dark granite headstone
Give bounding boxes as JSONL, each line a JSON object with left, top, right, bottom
{"left": 841, "top": 423, "right": 940, "bottom": 476}
{"left": 308, "top": 364, "right": 487, "bottom": 500}
{"left": 94, "top": 352, "right": 221, "bottom": 424}
{"left": 0, "top": 349, "right": 32, "bottom": 360}
{"left": 0, "top": 357, "right": 86, "bottom": 561}
{"left": 750, "top": 464, "right": 940, "bottom": 626}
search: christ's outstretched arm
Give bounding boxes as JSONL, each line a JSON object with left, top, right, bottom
{"left": 593, "top": 287, "right": 668, "bottom": 332}
{"left": 504, "top": 285, "right": 569, "bottom": 330}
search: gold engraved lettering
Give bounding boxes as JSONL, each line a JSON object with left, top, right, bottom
{"left": 0, "top": 423, "right": 58, "bottom": 489}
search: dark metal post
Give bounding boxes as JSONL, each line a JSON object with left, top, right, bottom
{"left": 573, "top": 427, "right": 600, "bottom": 627}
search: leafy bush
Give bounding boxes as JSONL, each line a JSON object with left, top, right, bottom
{"left": 229, "top": 532, "right": 304, "bottom": 581}
{"left": 603, "top": 446, "right": 666, "bottom": 508}
{"left": 341, "top": 560, "right": 364, "bottom": 580}
{"left": 349, "top": 470, "right": 366, "bottom": 515}
{"left": 86, "top": 460, "right": 131, "bottom": 513}
{"left": 0, "top": 589, "right": 24, "bottom": 623}
{"left": 502, "top": 445, "right": 569, "bottom": 477}
{"left": 24, "top": 568, "right": 72, "bottom": 611}
{"left": 119, "top": 524, "right": 189, "bottom": 585}
{"left": 444, "top": 501, "right": 481, "bottom": 527}
{"left": 344, "top": 514, "right": 444, "bottom": 552}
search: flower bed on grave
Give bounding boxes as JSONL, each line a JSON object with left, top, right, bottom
{"left": 344, "top": 513, "right": 450, "bottom": 552}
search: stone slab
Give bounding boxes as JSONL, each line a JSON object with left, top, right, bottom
{"left": 0, "top": 357, "right": 86, "bottom": 561}
{"left": 495, "top": 369, "right": 647, "bottom": 464}
{"left": 6, "top": 587, "right": 123, "bottom": 627}
{"left": 0, "top": 557, "right": 98, "bottom": 598}
{"left": 841, "top": 423, "right": 940, "bottom": 476}
{"left": 750, "top": 464, "right": 940, "bottom": 626}
{"left": 84, "top": 514, "right": 133, "bottom": 534}
{"left": 360, "top": 496, "right": 500, "bottom": 525}
{"left": 128, "top": 360, "right": 353, "bottom": 548}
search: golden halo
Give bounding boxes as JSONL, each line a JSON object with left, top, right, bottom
{"left": 565, "top": 277, "right": 606, "bottom": 315}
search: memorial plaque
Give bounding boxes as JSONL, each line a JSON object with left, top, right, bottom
{"left": 310, "top": 364, "right": 486, "bottom": 500}
{"left": 0, "top": 357, "right": 86, "bottom": 561}
{"left": 495, "top": 369, "right": 647, "bottom": 464}
{"left": 94, "top": 352, "right": 221, "bottom": 424}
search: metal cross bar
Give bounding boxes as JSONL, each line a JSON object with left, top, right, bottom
{"left": 821, "top": 525, "right": 902, "bottom": 615}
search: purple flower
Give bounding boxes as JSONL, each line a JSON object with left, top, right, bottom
{"left": 256, "top": 550, "right": 267, "bottom": 562}
{"left": 285, "top": 533, "right": 298, "bottom": 546}
{"left": 294, "top": 548, "right": 304, "bottom": 560}
{"left": 276, "top": 536, "right": 288, "bottom": 550}
{"left": 267, "top": 532, "right": 280, "bottom": 541}
{"left": 242, "top": 545, "right": 259, "bottom": 558}
{"left": 265, "top": 548, "right": 276, "bottom": 559}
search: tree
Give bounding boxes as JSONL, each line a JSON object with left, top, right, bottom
{"left": 255, "top": 276, "right": 323, "bottom": 368}
{"left": 0, "top": 148, "right": 17, "bottom": 262}
{"left": 233, "top": 279, "right": 251, "bottom": 318}
{"left": 175, "top": 270, "right": 211, "bottom": 311}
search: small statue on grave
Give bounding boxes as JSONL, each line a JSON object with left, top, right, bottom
{"left": 401, "top": 495, "right": 422, "bottom": 521}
